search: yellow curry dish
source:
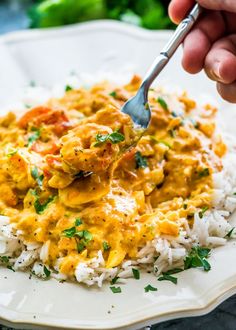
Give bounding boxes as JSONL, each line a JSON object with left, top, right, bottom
{"left": 0, "top": 75, "right": 235, "bottom": 289}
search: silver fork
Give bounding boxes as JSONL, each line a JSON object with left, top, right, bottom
{"left": 121, "top": 3, "right": 202, "bottom": 129}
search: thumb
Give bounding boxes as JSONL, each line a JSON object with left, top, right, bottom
{"left": 198, "top": 0, "right": 236, "bottom": 12}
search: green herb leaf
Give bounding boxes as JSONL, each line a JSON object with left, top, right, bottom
{"left": 201, "top": 258, "right": 211, "bottom": 272}
{"left": 111, "top": 276, "right": 119, "bottom": 285}
{"left": 62, "top": 226, "right": 76, "bottom": 238}
{"left": 108, "top": 131, "right": 125, "bottom": 144}
{"left": 184, "top": 246, "right": 211, "bottom": 272}
{"left": 34, "top": 195, "right": 54, "bottom": 214}
{"left": 199, "top": 206, "right": 208, "bottom": 219}
{"left": 157, "top": 97, "right": 168, "bottom": 111}
{"left": 158, "top": 274, "right": 177, "bottom": 284}
{"left": 77, "top": 241, "right": 86, "bottom": 252}
{"left": 6, "top": 148, "right": 18, "bottom": 157}
{"left": 110, "top": 286, "right": 121, "bottom": 293}
{"left": 0, "top": 256, "right": 15, "bottom": 271}
{"left": 7, "top": 265, "right": 15, "bottom": 272}
{"left": 95, "top": 131, "right": 125, "bottom": 146}
{"left": 75, "top": 218, "right": 83, "bottom": 226}
{"left": 103, "top": 241, "right": 110, "bottom": 251}
{"left": 163, "top": 268, "right": 183, "bottom": 275}
{"left": 43, "top": 265, "right": 51, "bottom": 278}
{"left": 65, "top": 85, "right": 73, "bottom": 92}
{"left": 109, "top": 91, "right": 117, "bottom": 98}
{"left": 150, "top": 136, "right": 171, "bottom": 148}
{"left": 135, "top": 151, "right": 148, "bottom": 169}
{"left": 225, "top": 227, "right": 235, "bottom": 238}
{"left": 183, "top": 203, "right": 187, "bottom": 210}
{"left": 198, "top": 168, "right": 210, "bottom": 178}
{"left": 31, "top": 167, "right": 44, "bottom": 188}
{"left": 0, "top": 256, "right": 9, "bottom": 264}
{"left": 83, "top": 230, "right": 93, "bottom": 242}
{"left": 144, "top": 284, "right": 158, "bottom": 292}
{"left": 132, "top": 268, "right": 140, "bottom": 280}
{"left": 28, "top": 129, "right": 40, "bottom": 147}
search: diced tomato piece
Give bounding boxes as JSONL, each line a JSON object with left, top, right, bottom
{"left": 18, "top": 106, "right": 51, "bottom": 128}
{"left": 18, "top": 106, "right": 71, "bottom": 135}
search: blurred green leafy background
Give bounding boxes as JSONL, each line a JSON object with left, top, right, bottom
{"left": 28, "top": 0, "right": 173, "bottom": 30}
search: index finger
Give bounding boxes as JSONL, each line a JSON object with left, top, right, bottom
{"left": 169, "top": 0, "right": 195, "bottom": 24}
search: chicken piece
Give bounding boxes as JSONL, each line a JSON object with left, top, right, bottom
{"left": 59, "top": 172, "right": 111, "bottom": 207}
{"left": 60, "top": 123, "right": 119, "bottom": 174}
{"left": 2, "top": 150, "right": 37, "bottom": 191}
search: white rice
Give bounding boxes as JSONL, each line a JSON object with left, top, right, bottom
{"left": 1, "top": 76, "right": 236, "bottom": 287}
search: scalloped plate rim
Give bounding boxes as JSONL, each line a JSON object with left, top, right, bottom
{"left": 0, "top": 19, "right": 235, "bottom": 330}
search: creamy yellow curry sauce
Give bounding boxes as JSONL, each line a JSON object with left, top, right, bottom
{"left": 0, "top": 76, "right": 226, "bottom": 276}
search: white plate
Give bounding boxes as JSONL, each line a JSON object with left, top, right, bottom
{"left": 0, "top": 20, "right": 236, "bottom": 330}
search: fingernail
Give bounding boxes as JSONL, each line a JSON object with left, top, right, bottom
{"left": 212, "top": 62, "right": 222, "bottom": 81}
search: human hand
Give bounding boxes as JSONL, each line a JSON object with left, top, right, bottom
{"left": 169, "top": 0, "right": 236, "bottom": 102}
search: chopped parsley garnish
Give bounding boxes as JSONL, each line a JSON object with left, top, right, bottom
{"left": 225, "top": 227, "right": 235, "bottom": 238}
{"left": 132, "top": 268, "right": 140, "bottom": 280}
{"left": 103, "top": 241, "right": 110, "bottom": 251}
{"left": 0, "top": 256, "right": 9, "bottom": 264}
{"left": 163, "top": 268, "right": 183, "bottom": 275}
{"left": 6, "top": 148, "right": 18, "bottom": 157}
{"left": 183, "top": 203, "right": 187, "bottom": 210}
{"left": 65, "top": 85, "right": 73, "bottom": 92}
{"left": 77, "top": 241, "right": 86, "bottom": 252}
{"left": 198, "top": 168, "right": 210, "bottom": 178}
{"left": 34, "top": 195, "right": 54, "bottom": 215}
{"left": 75, "top": 218, "right": 83, "bottom": 226}
{"left": 95, "top": 131, "right": 125, "bottom": 146}
{"left": 158, "top": 274, "right": 177, "bottom": 284}
{"left": 27, "top": 129, "right": 40, "bottom": 147}
{"left": 157, "top": 97, "right": 168, "bottom": 111}
{"left": 76, "top": 231, "right": 92, "bottom": 252}
{"left": 43, "top": 265, "right": 51, "bottom": 278}
{"left": 79, "top": 230, "right": 93, "bottom": 241}
{"left": 110, "top": 286, "right": 121, "bottom": 293}
{"left": 0, "top": 256, "right": 15, "bottom": 272}
{"left": 7, "top": 265, "right": 15, "bottom": 272}
{"left": 150, "top": 136, "right": 171, "bottom": 148}
{"left": 135, "top": 151, "right": 148, "bottom": 169}
{"left": 109, "top": 91, "right": 117, "bottom": 98}
{"left": 62, "top": 226, "right": 77, "bottom": 238}
{"left": 184, "top": 246, "right": 211, "bottom": 272}
{"left": 199, "top": 206, "right": 208, "bottom": 219}
{"left": 62, "top": 224, "right": 93, "bottom": 253}
{"left": 31, "top": 167, "right": 44, "bottom": 188}
{"left": 111, "top": 276, "right": 119, "bottom": 285}
{"left": 144, "top": 284, "right": 158, "bottom": 292}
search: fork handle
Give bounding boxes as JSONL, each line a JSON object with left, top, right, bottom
{"left": 141, "top": 4, "right": 202, "bottom": 97}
